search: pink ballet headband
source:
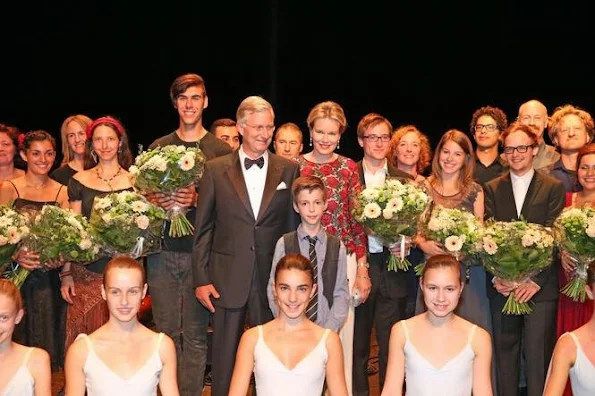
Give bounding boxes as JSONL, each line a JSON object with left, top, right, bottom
{"left": 86, "top": 116, "right": 124, "bottom": 139}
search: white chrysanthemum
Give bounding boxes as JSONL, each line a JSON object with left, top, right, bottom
{"left": 94, "top": 197, "right": 111, "bottom": 210}
{"left": 586, "top": 225, "right": 595, "bottom": 238}
{"left": 102, "top": 213, "right": 113, "bottom": 224}
{"left": 128, "top": 165, "right": 139, "bottom": 176}
{"left": 444, "top": 235, "right": 464, "bottom": 252}
{"left": 483, "top": 239, "right": 498, "bottom": 255}
{"left": 93, "top": 245, "right": 100, "bottom": 255}
{"left": 135, "top": 215, "right": 150, "bottom": 230}
{"left": 0, "top": 216, "right": 11, "bottom": 228}
{"left": 0, "top": 235, "right": 8, "bottom": 246}
{"left": 7, "top": 227, "right": 21, "bottom": 244}
{"left": 361, "top": 189, "right": 379, "bottom": 201}
{"left": 363, "top": 203, "right": 382, "bottom": 219}
{"left": 179, "top": 154, "right": 195, "bottom": 171}
{"left": 387, "top": 197, "right": 404, "bottom": 212}
{"left": 427, "top": 217, "right": 441, "bottom": 232}
{"left": 176, "top": 145, "right": 187, "bottom": 153}
{"left": 131, "top": 200, "right": 148, "bottom": 213}
{"left": 79, "top": 239, "right": 92, "bottom": 250}
{"left": 382, "top": 208, "right": 394, "bottom": 219}
{"left": 154, "top": 157, "right": 168, "bottom": 172}
{"left": 117, "top": 191, "right": 134, "bottom": 203}
{"left": 67, "top": 216, "right": 84, "bottom": 231}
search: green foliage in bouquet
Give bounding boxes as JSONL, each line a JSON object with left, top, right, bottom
{"left": 480, "top": 220, "right": 554, "bottom": 314}
{"left": 554, "top": 207, "right": 595, "bottom": 302}
{"left": 352, "top": 178, "right": 431, "bottom": 271}
{"left": 129, "top": 144, "right": 206, "bottom": 237}
{"left": 90, "top": 191, "right": 166, "bottom": 258}
{"left": 0, "top": 204, "right": 29, "bottom": 272}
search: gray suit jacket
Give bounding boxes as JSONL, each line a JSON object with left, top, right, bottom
{"left": 192, "top": 151, "right": 299, "bottom": 308}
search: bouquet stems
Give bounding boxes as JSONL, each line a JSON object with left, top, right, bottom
{"left": 561, "top": 263, "right": 588, "bottom": 302}
{"left": 502, "top": 292, "right": 534, "bottom": 315}
{"left": 387, "top": 255, "right": 410, "bottom": 271}
{"left": 168, "top": 206, "right": 194, "bottom": 238}
{"left": 3, "top": 265, "right": 30, "bottom": 289}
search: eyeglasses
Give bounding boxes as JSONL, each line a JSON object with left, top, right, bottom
{"left": 363, "top": 135, "right": 391, "bottom": 142}
{"left": 503, "top": 145, "right": 534, "bottom": 154}
{"left": 245, "top": 124, "right": 276, "bottom": 133}
{"left": 474, "top": 124, "right": 498, "bottom": 132}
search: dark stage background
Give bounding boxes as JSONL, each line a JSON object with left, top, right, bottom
{"left": 2, "top": 1, "right": 594, "bottom": 164}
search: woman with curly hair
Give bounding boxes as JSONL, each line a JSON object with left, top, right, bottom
{"left": 387, "top": 125, "right": 432, "bottom": 182}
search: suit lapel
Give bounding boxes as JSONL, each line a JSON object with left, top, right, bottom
{"left": 225, "top": 152, "right": 255, "bottom": 219}
{"left": 520, "top": 172, "right": 541, "bottom": 220}
{"left": 257, "top": 153, "right": 283, "bottom": 223}
{"left": 357, "top": 161, "right": 365, "bottom": 186}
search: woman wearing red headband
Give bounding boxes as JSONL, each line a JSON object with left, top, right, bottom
{"left": 59, "top": 116, "right": 134, "bottom": 351}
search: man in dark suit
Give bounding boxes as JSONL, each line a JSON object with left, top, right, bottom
{"left": 484, "top": 121, "right": 565, "bottom": 396}
{"left": 353, "top": 113, "right": 413, "bottom": 396}
{"left": 193, "top": 96, "right": 299, "bottom": 396}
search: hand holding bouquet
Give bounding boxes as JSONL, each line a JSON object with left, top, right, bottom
{"left": 480, "top": 220, "right": 554, "bottom": 314}
{"left": 90, "top": 191, "right": 166, "bottom": 258}
{"left": 417, "top": 205, "right": 482, "bottom": 276}
{"left": 353, "top": 178, "right": 431, "bottom": 271}
{"left": 5, "top": 205, "right": 101, "bottom": 288}
{"left": 129, "top": 144, "right": 206, "bottom": 238}
{"left": 554, "top": 207, "right": 595, "bottom": 302}
{"left": 0, "top": 204, "right": 29, "bottom": 273}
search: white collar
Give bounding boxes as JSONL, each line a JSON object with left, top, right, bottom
{"left": 510, "top": 168, "right": 535, "bottom": 184}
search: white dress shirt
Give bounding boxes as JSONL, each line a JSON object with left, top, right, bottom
{"left": 510, "top": 168, "right": 535, "bottom": 217}
{"left": 362, "top": 159, "right": 389, "bottom": 253}
{"left": 239, "top": 147, "right": 268, "bottom": 219}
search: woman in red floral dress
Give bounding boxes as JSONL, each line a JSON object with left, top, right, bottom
{"left": 295, "top": 101, "right": 369, "bottom": 395}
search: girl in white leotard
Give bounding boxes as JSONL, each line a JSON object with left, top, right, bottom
{"left": 64, "top": 256, "right": 179, "bottom": 396}
{"left": 382, "top": 254, "right": 493, "bottom": 396}
{"left": 0, "top": 279, "right": 51, "bottom": 396}
{"left": 544, "top": 262, "right": 595, "bottom": 396}
{"left": 229, "top": 253, "right": 348, "bottom": 396}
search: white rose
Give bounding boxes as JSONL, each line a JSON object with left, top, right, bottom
{"left": 427, "top": 217, "right": 441, "bottom": 232}
{"left": 382, "top": 208, "right": 394, "bottom": 219}
{"left": 135, "top": 215, "right": 150, "bottom": 230}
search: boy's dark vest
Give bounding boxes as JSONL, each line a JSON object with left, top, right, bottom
{"left": 283, "top": 231, "right": 340, "bottom": 308}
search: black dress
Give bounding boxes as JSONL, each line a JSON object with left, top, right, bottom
{"left": 10, "top": 182, "right": 67, "bottom": 370}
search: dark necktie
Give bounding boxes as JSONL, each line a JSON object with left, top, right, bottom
{"left": 244, "top": 156, "right": 264, "bottom": 170}
{"left": 306, "top": 236, "right": 318, "bottom": 322}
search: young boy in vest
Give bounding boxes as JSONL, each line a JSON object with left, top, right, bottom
{"left": 266, "top": 175, "right": 350, "bottom": 331}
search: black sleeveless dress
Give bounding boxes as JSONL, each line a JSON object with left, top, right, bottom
{"left": 10, "top": 182, "right": 67, "bottom": 370}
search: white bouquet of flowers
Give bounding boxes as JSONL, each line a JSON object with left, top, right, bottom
{"left": 0, "top": 204, "right": 29, "bottom": 273}
{"left": 417, "top": 205, "right": 483, "bottom": 276}
{"left": 353, "top": 178, "right": 431, "bottom": 271}
{"left": 129, "top": 144, "right": 206, "bottom": 238}
{"left": 479, "top": 220, "right": 555, "bottom": 315}
{"left": 89, "top": 191, "right": 166, "bottom": 258}
{"left": 554, "top": 207, "right": 595, "bottom": 302}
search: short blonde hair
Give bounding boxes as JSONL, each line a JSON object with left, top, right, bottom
{"left": 306, "top": 101, "right": 347, "bottom": 135}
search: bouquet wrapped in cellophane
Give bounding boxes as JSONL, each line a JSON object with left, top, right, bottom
{"left": 89, "top": 191, "right": 166, "bottom": 258}
{"left": 352, "top": 177, "right": 431, "bottom": 271}
{"left": 0, "top": 204, "right": 29, "bottom": 273}
{"left": 129, "top": 144, "right": 206, "bottom": 238}
{"left": 4, "top": 205, "right": 101, "bottom": 288}
{"left": 416, "top": 205, "right": 483, "bottom": 276}
{"left": 553, "top": 206, "right": 595, "bottom": 302}
{"left": 479, "top": 220, "right": 554, "bottom": 315}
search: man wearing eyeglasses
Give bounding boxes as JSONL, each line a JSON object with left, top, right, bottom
{"left": 518, "top": 99, "right": 560, "bottom": 170}
{"left": 193, "top": 95, "right": 299, "bottom": 396}
{"left": 470, "top": 105, "right": 509, "bottom": 187}
{"left": 484, "top": 121, "right": 565, "bottom": 396}
{"left": 353, "top": 113, "right": 412, "bottom": 396}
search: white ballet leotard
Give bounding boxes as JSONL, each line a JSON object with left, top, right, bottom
{"left": 566, "top": 332, "right": 595, "bottom": 395}
{"left": 1, "top": 347, "right": 34, "bottom": 396}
